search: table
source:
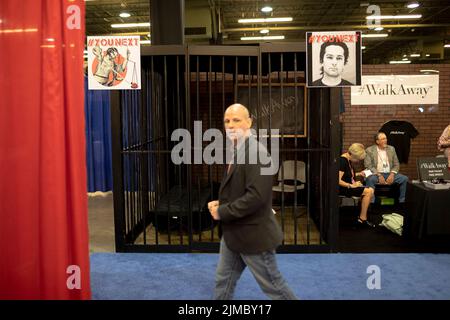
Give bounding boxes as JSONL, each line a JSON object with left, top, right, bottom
{"left": 404, "top": 182, "right": 450, "bottom": 240}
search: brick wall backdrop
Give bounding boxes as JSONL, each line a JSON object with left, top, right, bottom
{"left": 341, "top": 64, "right": 450, "bottom": 180}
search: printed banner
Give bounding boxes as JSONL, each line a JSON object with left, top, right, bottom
{"left": 87, "top": 36, "right": 141, "bottom": 90}
{"left": 306, "top": 31, "right": 362, "bottom": 87}
{"left": 351, "top": 75, "right": 439, "bottom": 105}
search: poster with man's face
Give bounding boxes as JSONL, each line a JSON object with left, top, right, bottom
{"left": 306, "top": 31, "right": 361, "bottom": 87}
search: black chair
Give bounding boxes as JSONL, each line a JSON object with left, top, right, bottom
{"left": 374, "top": 183, "right": 400, "bottom": 206}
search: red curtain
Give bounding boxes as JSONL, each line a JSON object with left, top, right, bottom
{"left": 0, "top": 0, "right": 90, "bottom": 299}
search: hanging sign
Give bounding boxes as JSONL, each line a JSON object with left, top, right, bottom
{"left": 351, "top": 75, "right": 439, "bottom": 105}
{"left": 87, "top": 36, "right": 141, "bottom": 90}
{"left": 306, "top": 31, "right": 362, "bottom": 87}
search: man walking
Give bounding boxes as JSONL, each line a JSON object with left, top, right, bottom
{"left": 208, "top": 103, "right": 298, "bottom": 300}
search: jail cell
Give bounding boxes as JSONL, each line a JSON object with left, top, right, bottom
{"left": 111, "top": 44, "right": 340, "bottom": 253}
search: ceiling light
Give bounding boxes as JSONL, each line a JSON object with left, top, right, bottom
{"left": 361, "top": 46, "right": 366, "bottom": 49}
{"left": 420, "top": 69, "right": 439, "bottom": 73}
{"left": 140, "top": 40, "right": 151, "bottom": 44}
{"left": 444, "top": 44, "right": 450, "bottom": 48}
{"left": 238, "top": 17, "right": 292, "bottom": 23}
{"left": 119, "top": 12, "right": 131, "bottom": 18}
{"left": 402, "top": 58, "right": 409, "bottom": 61}
{"left": 366, "top": 14, "right": 422, "bottom": 20}
{"left": 0, "top": 28, "right": 38, "bottom": 33}
{"left": 425, "top": 54, "right": 430, "bottom": 57}
{"left": 410, "top": 53, "right": 420, "bottom": 57}
{"left": 111, "top": 22, "right": 150, "bottom": 28}
{"left": 403, "top": 54, "right": 407, "bottom": 57}
{"left": 241, "top": 35, "right": 285, "bottom": 40}
{"left": 260, "top": 29, "right": 270, "bottom": 34}
{"left": 374, "top": 27, "right": 384, "bottom": 31}
{"left": 361, "top": 33, "right": 388, "bottom": 38}
{"left": 261, "top": 6, "right": 273, "bottom": 13}
{"left": 389, "top": 60, "right": 411, "bottom": 64}
{"left": 407, "top": 2, "right": 420, "bottom": 9}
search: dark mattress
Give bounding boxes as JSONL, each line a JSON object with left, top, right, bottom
{"left": 154, "top": 185, "right": 212, "bottom": 215}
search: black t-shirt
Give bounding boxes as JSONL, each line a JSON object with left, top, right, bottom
{"left": 339, "top": 156, "right": 366, "bottom": 197}
{"left": 380, "top": 120, "right": 419, "bottom": 164}
{"left": 339, "top": 156, "right": 354, "bottom": 184}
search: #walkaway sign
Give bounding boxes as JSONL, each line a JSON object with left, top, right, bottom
{"left": 351, "top": 75, "right": 439, "bottom": 105}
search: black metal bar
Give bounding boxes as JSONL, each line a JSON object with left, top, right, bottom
{"left": 213, "top": 67, "right": 218, "bottom": 241}
{"left": 124, "top": 148, "right": 333, "bottom": 154}
{"left": 306, "top": 82, "right": 311, "bottom": 248}
{"left": 141, "top": 70, "right": 150, "bottom": 245}
{"left": 123, "top": 95, "right": 131, "bottom": 239}
{"left": 234, "top": 56, "right": 238, "bottom": 101}
{"left": 293, "top": 53, "right": 299, "bottom": 245}
{"left": 256, "top": 51, "right": 261, "bottom": 139}
{"left": 186, "top": 45, "right": 193, "bottom": 251}
{"left": 268, "top": 53, "right": 272, "bottom": 148}
{"left": 329, "top": 87, "right": 341, "bottom": 252}
{"left": 177, "top": 55, "right": 183, "bottom": 245}
{"left": 218, "top": 55, "right": 226, "bottom": 241}
{"left": 248, "top": 56, "right": 251, "bottom": 110}
{"left": 196, "top": 56, "right": 200, "bottom": 120}
{"left": 163, "top": 55, "right": 171, "bottom": 245}
{"left": 280, "top": 53, "right": 285, "bottom": 245}
{"left": 151, "top": 56, "right": 159, "bottom": 246}
{"left": 111, "top": 90, "right": 125, "bottom": 252}
{"left": 128, "top": 92, "right": 136, "bottom": 241}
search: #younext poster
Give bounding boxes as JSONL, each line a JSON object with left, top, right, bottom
{"left": 306, "top": 31, "right": 362, "bottom": 88}
{"left": 87, "top": 35, "right": 141, "bottom": 90}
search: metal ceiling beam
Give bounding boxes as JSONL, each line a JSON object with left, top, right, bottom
{"left": 223, "top": 24, "right": 450, "bottom": 32}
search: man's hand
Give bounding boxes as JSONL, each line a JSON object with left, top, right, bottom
{"left": 92, "top": 46, "right": 102, "bottom": 58}
{"left": 386, "top": 173, "right": 395, "bottom": 185}
{"left": 378, "top": 175, "right": 387, "bottom": 184}
{"left": 208, "top": 200, "right": 220, "bottom": 220}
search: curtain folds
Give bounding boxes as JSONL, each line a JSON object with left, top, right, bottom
{"left": 0, "top": 1, "right": 91, "bottom": 299}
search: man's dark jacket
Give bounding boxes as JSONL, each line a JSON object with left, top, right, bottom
{"left": 217, "top": 135, "right": 283, "bottom": 254}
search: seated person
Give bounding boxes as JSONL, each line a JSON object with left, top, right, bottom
{"left": 339, "top": 143, "right": 375, "bottom": 228}
{"left": 437, "top": 124, "right": 450, "bottom": 170}
{"left": 364, "top": 132, "right": 408, "bottom": 204}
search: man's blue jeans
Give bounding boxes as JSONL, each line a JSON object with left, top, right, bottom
{"left": 365, "top": 173, "right": 408, "bottom": 203}
{"left": 214, "top": 238, "right": 298, "bottom": 300}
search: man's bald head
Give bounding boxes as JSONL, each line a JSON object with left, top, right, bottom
{"left": 224, "top": 103, "right": 252, "bottom": 142}
{"left": 225, "top": 104, "right": 250, "bottom": 119}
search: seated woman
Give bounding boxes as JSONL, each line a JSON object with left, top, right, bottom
{"left": 437, "top": 124, "right": 450, "bottom": 170}
{"left": 339, "top": 143, "right": 375, "bottom": 228}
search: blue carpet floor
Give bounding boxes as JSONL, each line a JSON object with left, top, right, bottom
{"left": 90, "top": 253, "right": 450, "bottom": 300}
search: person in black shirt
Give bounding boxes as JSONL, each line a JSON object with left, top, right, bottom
{"left": 339, "top": 143, "right": 375, "bottom": 228}
{"left": 310, "top": 41, "right": 354, "bottom": 87}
